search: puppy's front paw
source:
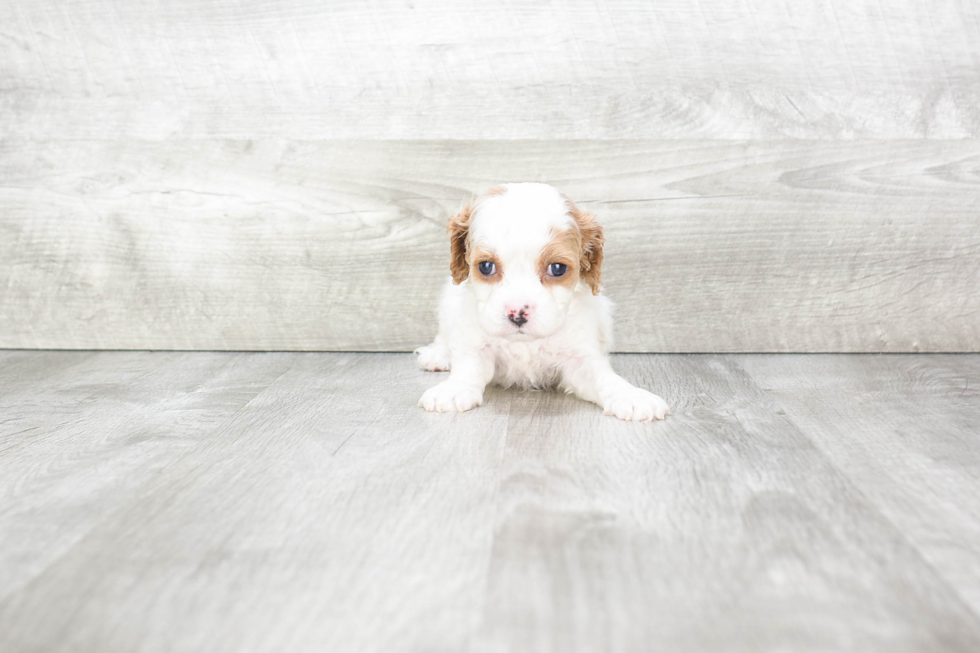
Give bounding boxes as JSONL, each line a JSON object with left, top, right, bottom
{"left": 419, "top": 381, "right": 484, "bottom": 413}
{"left": 604, "top": 387, "right": 670, "bottom": 422}
{"left": 415, "top": 343, "right": 452, "bottom": 372}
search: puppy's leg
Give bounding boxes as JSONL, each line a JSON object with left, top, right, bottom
{"left": 419, "top": 348, "right": 494, "bottom": 413}
{"left": 561, "top": 356, "right": 670, "bottom": 422}
{"left": 415, "top": 340, "right": 452, "bottom": 372}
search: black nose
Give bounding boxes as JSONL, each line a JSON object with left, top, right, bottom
{"left": 508, "top": 311, "right": 528, "bottom": 328}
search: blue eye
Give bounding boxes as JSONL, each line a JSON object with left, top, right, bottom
{"left": 548, "top": 263, "right": 568, "bottom": 277}
{"left": 479, "top": 261, "right": 496, "bottom": 276}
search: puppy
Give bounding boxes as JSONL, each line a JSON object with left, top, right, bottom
{"left": 416, "top": 183, "right": 669, "bottom": 421}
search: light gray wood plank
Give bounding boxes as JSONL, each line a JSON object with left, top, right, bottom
{"left": 1, "top": 139, "right": 978, "bottom": 352}
{"left": 0, "top": 351, "right": 295, "bottom": 600}
{"left": 0, "top": 352, "right": 178, "bottom": 440}
{"left": 1, "top": 352, "right": 980, "bottom": 652}
{"left": 1, "top": 1, "right": 978, "bottom": 138}
{"left": 473, "top": 354, "right": 980, "bottom": 652}
{"left": 740, "top": 353, "right": 980, "bottom": 614}
{"left": 0, "top": 351, "right": 98, "bottom": 402}
{"left": 0, "top": 353, "right": 511, "bottom": 653}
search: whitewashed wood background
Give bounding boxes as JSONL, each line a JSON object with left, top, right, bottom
{"left": 1, "top": 1, "right": 978, "bottom": 352}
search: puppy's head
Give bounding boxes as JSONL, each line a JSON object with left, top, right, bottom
{"left": 447, "top": 183, "right": 604, "bottom": 341}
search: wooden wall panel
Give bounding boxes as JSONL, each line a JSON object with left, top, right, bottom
{"left": 1, "top": 139, "right": 977, "bottom": 352}
{"left": 1, "top": 1, "right": 977, "bottom": 351}
{"left": 0, "top": 1, "right": 977, "bottom": 139}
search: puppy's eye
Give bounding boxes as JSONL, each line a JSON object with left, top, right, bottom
{"left": 479, "top": 261, "right": 496, "bottom": 276}
{"left": 547, "top": 263, "right": 568, "bottom": 277}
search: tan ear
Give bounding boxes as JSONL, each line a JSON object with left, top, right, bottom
{"left": 566, "top": 197, "right": 604, "bottom": 295}
{"left": 448, "top": 202, "right": 474, "bottom": 284}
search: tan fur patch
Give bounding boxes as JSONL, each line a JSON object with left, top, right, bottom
{"left": 483, "top": 185, "right": 508, "bottom": 197}
{"left": 537, "top": 228, "right": 581, "bottom": 290}
{"left": 447, "top": 202, "right": 474, "bottom": 284}
{"left": 468, "top": 244, "right": 503, "bottom": 285}
{"left": 447, "top": 186, "right": 510, "bottom": 284}
{"left": 563, "top": 195, "right": 604, "bottom": 295}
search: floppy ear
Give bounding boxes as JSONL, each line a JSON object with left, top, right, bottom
{"left": 448, "top": 202, "right": 474, "bottom": 284}
{"left": 566, "top": 198, "right": 604, "bottom": 295}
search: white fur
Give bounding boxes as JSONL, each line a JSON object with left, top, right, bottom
{"left": 416, "top": 183, "right": 670, "bottom": 421}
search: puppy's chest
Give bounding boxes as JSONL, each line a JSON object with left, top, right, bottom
{"left": 487, "top": 340, "right": 570, "bottom": 389}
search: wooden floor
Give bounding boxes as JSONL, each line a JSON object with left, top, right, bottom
{"left": 1, "top": 351, "right": 979, "bottom": 652}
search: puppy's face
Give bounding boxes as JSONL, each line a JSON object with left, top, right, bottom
{"left": 448, "top": 183, "right": 603, "bottom": 341}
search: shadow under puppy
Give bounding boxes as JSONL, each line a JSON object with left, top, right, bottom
{"left": 416, "top": 183, "right": 669, "bottom": 421}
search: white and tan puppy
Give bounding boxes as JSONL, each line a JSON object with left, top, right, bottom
{"left": 416, "top": 183, "right": 669, "bottom": 421}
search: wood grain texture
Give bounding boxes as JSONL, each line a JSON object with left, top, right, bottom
{"left": 1, "top": 139, "right": 978, "bottom": 352}
{"left": 1, "top": 1, "right": 978, "bottom": 139}
{"left": 739, "top": 354, "right": 980, "bottom": 614}
{"left": 1, "top": 352, "right": 980, "bottom": 652}
{"left": 475, "top": 354, "right": 980, "bottom": 652}
{"left": 0, "top": 351, "right": 295, "bottom": 600}
{"left": 0, "top": 352, "right": 512, "bottom": 653}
